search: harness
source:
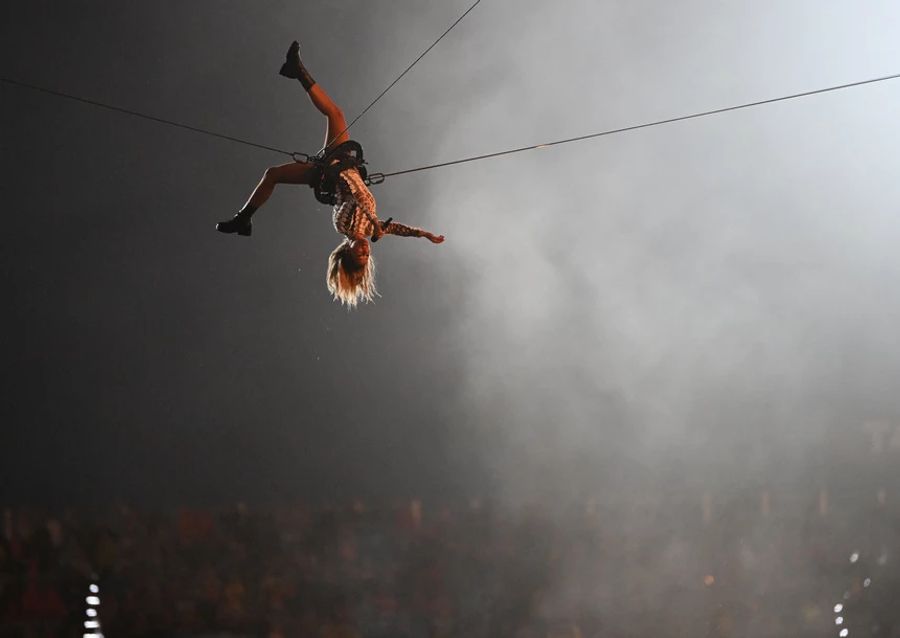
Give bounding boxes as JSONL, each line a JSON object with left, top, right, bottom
{"left": 308, "top": 140, "right": 369, "bottom": 205}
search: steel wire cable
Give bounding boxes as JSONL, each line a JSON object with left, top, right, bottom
{"left": 324, "top": 0, "right": 482, "bottom": 150}
{"left": 374, "top": 71, "right": 900, "bottom": 180}
{"left": 0, "top": 76, "right": 295, "bottom": 157}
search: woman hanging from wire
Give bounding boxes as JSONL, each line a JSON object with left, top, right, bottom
{"left": 216, "top": 41, "right": 444, "bottom": 307}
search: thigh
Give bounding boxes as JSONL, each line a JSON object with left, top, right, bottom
{"left": 270, "top": 161, "right": 317, "bottom": 185}
{"left": 307, "top": 85, "right": 351, "bottom": 150}
{"left": 324, "top": 113, "right": 350, "bottom": 150}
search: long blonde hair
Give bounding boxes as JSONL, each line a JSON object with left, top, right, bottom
{"left": 326, "top": 239, "right": 377, "bottom": 308}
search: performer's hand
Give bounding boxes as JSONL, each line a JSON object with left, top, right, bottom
{"left": 427, "top": 233, "right": 445, "bottom": 244}
{"left": 371, "top": 218, "right": 392, "bottom": 242}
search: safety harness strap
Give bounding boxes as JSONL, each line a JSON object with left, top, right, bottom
{"left": 310, "top": 140, "right": 369, "bottom": 205}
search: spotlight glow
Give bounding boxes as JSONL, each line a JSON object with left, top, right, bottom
{"left": 836, "top": 616, "right": 844, "bottom": 625}
{"left": 84, "top": 621, "right": 99, "bottom": 629}
{"left": 863, "top": 578, "right": 871, "bottom": 587}
{"left": 86, "top": 596, "right": 100, "bottom": 606}
{"left": 834, "top": 604, "right": 843, "bottom": 613}
{"left": 86, "top": 609, "right": 97, "bottom": 618}
{"left": 850, "top": 552, "right": 859, "bottom": 563}
{"left": 839, "top": 630, "right": 849, "bottom": 637}
{"left": 89, "top": 584, "right": 99, "bottom": 594}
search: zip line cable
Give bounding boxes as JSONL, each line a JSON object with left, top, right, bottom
{"left": 325, "top": 0, "right": 482, "bottom": 149}
{"left": 372, "top": 71, "right": 900, "bottom": 180}
{"left": 0, "top": 0, "right": 480, "bottom": 160}
{"left": 0, "top": 77, "right": 295, "bottom": 157}
{"left": 4, "top": 71, "right": 900, "bottom": 183}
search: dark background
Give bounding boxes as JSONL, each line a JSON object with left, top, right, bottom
{"left": 2, "top": 0, "right": 484, "bottom": 506}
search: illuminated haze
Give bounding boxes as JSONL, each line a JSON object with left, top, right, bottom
{"left": 389, "top": 0, "right": 900, "bottom": 500}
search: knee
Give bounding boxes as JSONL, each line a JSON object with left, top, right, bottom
{"left": 263, "top": 166, "right": 282, "bottom": 183}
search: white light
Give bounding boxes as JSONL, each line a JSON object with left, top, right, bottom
{"left": 836, "top": 616, "right": 844, "bottom": 625}
{"left": 86, "top": 609, "right": 97, "bottom": 617}
{"left": 834, "top": 604, "right": 843, "bottom": 613}
{"left": 89, "top": 584, "right": 99, "bottom": 594}
{"left": 864, "top": 577, "right": 871, "bottom": 587}
{"left": 840, "top": 630, "right": 849, "bottom": 637}
{"left": 850, "top": 552, "right": 859, "bottom": 563}
{"left": 84, "top": 620, "right": 99, "bottom": 629}
{"left": 86, "top": 596, "right": 100, "bottom": 606}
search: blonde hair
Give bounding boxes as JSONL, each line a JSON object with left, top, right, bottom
{"left": 326, "top": 239, "right": 377, "bottom": 308}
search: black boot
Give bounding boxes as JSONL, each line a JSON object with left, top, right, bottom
{"left": 215, "top": 211, "right": 253, "bottom": 236}
{"left": 279, "top": 40, "right": 316, "bottom": 90}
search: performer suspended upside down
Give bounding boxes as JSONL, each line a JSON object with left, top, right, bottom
{"left": 216, "top": 41, "right": 444, "bottom": 307}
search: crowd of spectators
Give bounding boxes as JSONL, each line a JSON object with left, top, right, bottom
{"left": 1, "top": 486, "right": 898, "bottom": 637}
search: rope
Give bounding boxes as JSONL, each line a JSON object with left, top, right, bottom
{"left": 1, "top": 0, "right": 482, "bottom": 160}
{"left": 324, "top": 0, "right": 482, "bottom": 149}
{"left": 374, "top": 71, "right": 900, "bottom": 180}
{"left": 0, "top": 77, "right": 295, "bottom": 157}
{"left": 6, "top": 69, "right": 900, "bottom": 184}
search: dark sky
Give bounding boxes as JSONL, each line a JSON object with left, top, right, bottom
{"left": 4, "top": 0, "right": 900, "bottom": 507}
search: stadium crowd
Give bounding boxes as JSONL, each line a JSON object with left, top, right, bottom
{"left": 1, "top": 481, "right": 898, "bottom": 637}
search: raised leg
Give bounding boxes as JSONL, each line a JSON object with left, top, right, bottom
{"left": 280, "top": 40, "right": 350, "bottom": 151}
{"left": 307, "top": 84, "right": 350, "bottom": 151}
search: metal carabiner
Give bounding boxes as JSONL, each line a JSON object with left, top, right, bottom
{"left": 365, "top": 172, "right": 386, "bottom": 185}
{"left": 291, "top": 151, "right": 313, "bottom": 163}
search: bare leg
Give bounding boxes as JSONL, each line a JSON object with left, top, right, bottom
{"left": 216, "top": 43, "right": 347, "bottom": 236}
{"left": 242, "top": 161, "right": 317, "bottom": 209}
{"left": 217, "top": 161, "right": 316, "bottom": 235}
{"left": 281, "top": 41, "right": 350, "bottom": 150}
{"left": 306, "top": 84, "right": 350, "bottom": 151}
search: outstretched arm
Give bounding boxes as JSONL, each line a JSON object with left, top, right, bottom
{"left": 383, "top": 221, "right": 444, "bottom": 244}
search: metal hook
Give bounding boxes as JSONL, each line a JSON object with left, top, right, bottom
{"left": 291, "top": 151, "right": 313, "bottom": 163}
{"left": 366, "top": 172, "right": 386, "bottom": 185}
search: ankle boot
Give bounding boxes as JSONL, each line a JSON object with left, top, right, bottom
{"left": 215, "top": 211, "right": 253, "bottom": 236}
{"left": 279, "top": 40, "right": 316, "bottom": 90}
